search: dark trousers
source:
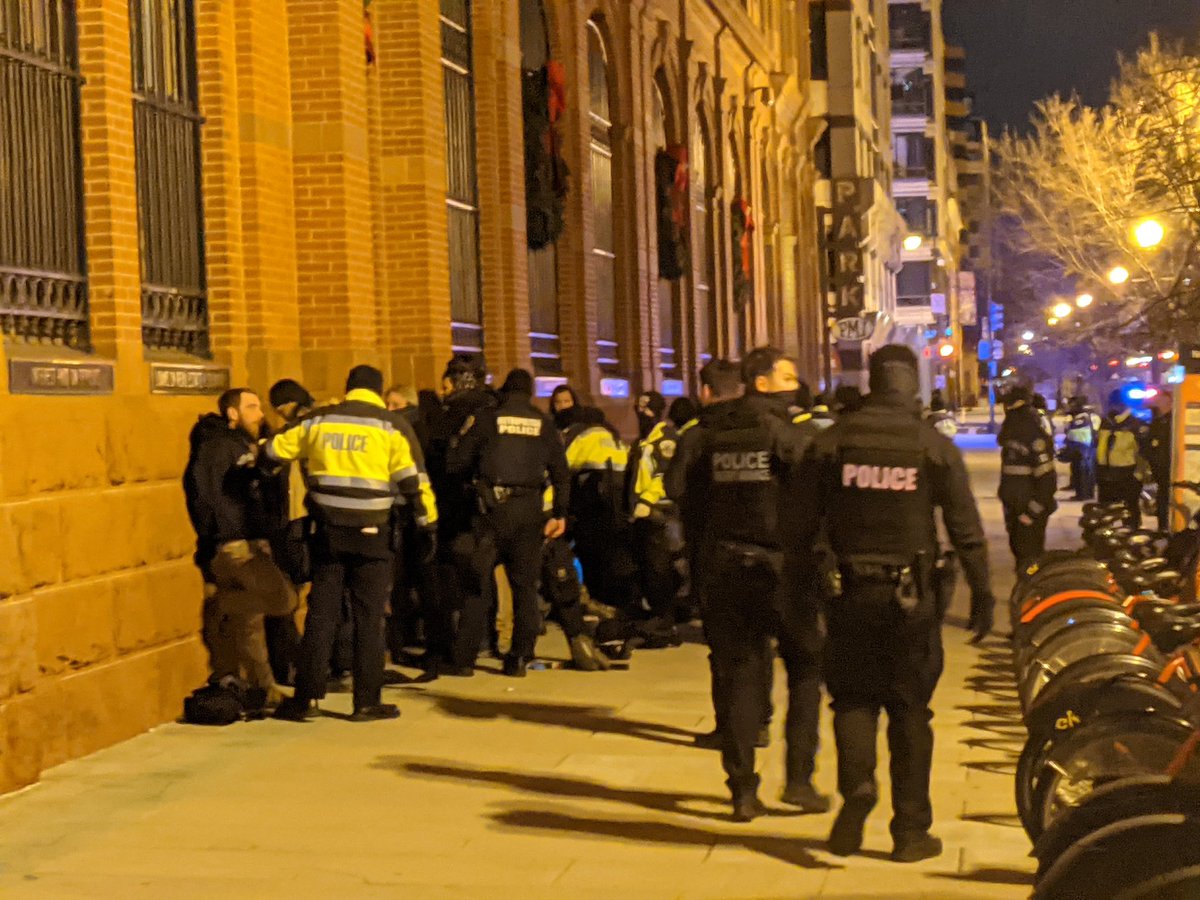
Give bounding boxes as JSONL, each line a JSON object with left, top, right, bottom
{"left": 487, "top": 494, "right": 546, "bottom": 661}
{"left": 1002, "top": 506, "right": 1049, "bottom": 573}
{"left": 1098, "top": 468, "right": 1141, "bottom": 527}
{"left": 294, "top": 528, "right": 393, "bottom": 711}
{"left": 388, "top": 519, "right": 452, "bottom": 664}
{"left": 701, "top": 543, "right": 823, "bottom": 793}
{"left": 1153, "top": 473, "right": 1171, "bottom": 532}
{"left": 1068, "top": 443, "right": 1096, "bottom": 500}
{"left": 825, "top": 578, "right": 943, "bottom": 840}
{"left": 446, "top": 530, "right": 498, "bottom": 668}
{"left": 541, "top": 537, "right": 587, "bottom": 639}
{"left": 630, "top": 515, "right": 680, "bottom": 620}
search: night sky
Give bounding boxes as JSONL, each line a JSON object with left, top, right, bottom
{"left": 943, "top": 0, "right": 1200, "bottom": 132}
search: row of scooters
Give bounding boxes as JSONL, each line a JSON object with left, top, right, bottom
{"left": 1007, "top": 494, "right": 1200, "bottom": 900}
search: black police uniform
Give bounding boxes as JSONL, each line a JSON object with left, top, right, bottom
{"left": 796, "top": 387, "right": 992, "bottom": 853}
{"left": 448, "top": 391, "right": 570, "bottom": 668}
{"left": 425, "top": 387, "right": 498, "bottom": 669}
{"left": 665, "top": 395, "right": 807, "bottom": 814}
{"left": 998, "top": 403, "right": 1057, "bottom": 572}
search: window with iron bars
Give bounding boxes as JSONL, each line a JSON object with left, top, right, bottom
{"left": 130, "top": 0, "right": 208, "bottom": 356}
{"left": 0, "top": 0, "right": 90, "bottom": 350}
{"left": 441, "top": 0, "right": 483, "bottom": 360}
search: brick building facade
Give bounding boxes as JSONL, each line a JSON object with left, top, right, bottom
{"left": 0, "top": 0, "right": 823, "bottom": 793}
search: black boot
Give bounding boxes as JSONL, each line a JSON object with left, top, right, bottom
{"left": 503, "top": 655, "right": 528, "bottom": 678}
{"left": 350, "top": 703, "right": 401, "bottom": 722}
{"left": 828, "top": 790, "right": 876, "bottom": 856}
{"left": 730, "top": 783, "right": 766, "bottom": 823}
{"left": 273, "top": 696, "right": 319, "bottom": 722}
{"left": 694, "top": 729, "right": 722, "bottom": 750}
{"left": 891, "top": 831, "right": 943, "bottom": 863}
{"left": 780, "top": 781, "right": 832, "bottom": 814}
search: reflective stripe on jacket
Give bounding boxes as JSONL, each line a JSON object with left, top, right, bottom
{"left": 632, "top": 419, "right": 677, "bottom": 513}
{"left": 566, "top": 426, "right": 628, "bottom": 473}
{"left": 267, "top": 388, "right": 437, "bottom": 528}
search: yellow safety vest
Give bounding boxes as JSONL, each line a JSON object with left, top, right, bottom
{"left": 268, "top": 388, "right": 437, "bottom": 527}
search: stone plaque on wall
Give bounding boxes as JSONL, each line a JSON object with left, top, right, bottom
{"left": 9, "top": 359, "right": 115, "bottom": 395}
{"left": 150, "top": 363, "right": 231, "bottom": 395}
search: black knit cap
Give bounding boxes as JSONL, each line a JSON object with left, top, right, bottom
{"left": 500, "top": 368, "right": 535, "bottom": 397}
{"left": 346, "top": 365, "right": 384, "bottom": 395}
{"left": 268, "top": 378, "right": 314, "bottom": 410}
{"left": 867, "top": 344, "right": 919, "bottom": 393}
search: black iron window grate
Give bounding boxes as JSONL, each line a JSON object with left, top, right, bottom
{"left": 0, "top": 0, "right": 90, "bottom": 349}
{"left": 130, "top": 0, "right": 208, "bottom": 356}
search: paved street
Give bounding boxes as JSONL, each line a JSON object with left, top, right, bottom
{"left": 0, "top": 443, "right": 1075, "bottom": 899}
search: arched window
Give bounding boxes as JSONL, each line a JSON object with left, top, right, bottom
{"left": 587, "top": 19, "right": 619, "bottom": 371}
{"left": 691, "top": 117, "right": 716, "bottom": 363}
{"left": 0, "top": 0, "right": 89, "bottom": 349}
{"left": 441, "top": 0, "right": 483, "bottom": 358}
{"left": 520, "top": 0, "right": 559, "bottom": 373}
{"left": 131, "top": 0, "right": 208, "bottom": 355}
{"left": 651, "top": 72, "right": 682, "bottom": 382}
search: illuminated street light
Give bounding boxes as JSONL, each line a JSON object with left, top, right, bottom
{"left": 1047, "top": 317, "right": 1060, "bottom": 326}
{"left": 1134, "top": 218, "right": 1165, "bottom": 249}
{"left": 1108, "top": 265, "right": 1131, "bottom": 285}
{"left": 1021, "top": 330, "right": 1035, "bottom": 341}
{"left": 1018, "top": 343, "right": 1031, "bottom": 353}
{"left": 1051, "top": 301, "right": 1073, "bottom": 319}
{"left": 1075, "top": 293, "right": 1094, "bottom": 308}
{"left": 903, "top": 233, "right": 924, "bottom": 251}
{"left": 1160, "top": 349, "right": 1178, "bottom": 361}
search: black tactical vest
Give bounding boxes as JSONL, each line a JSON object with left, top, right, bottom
{"left": 480, "top": 400, "right": 551, "bottom": 490}
{"left": 827, "top": 411, "right": 933, "bottom": 563}
{"left": 699, "top": 404, "right": 780, "bottom": 549}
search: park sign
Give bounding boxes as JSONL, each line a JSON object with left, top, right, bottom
{"left": 829, "top": 177, "right": 871, "bottom": 320}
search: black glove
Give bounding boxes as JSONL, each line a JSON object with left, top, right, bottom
{"left": 967, "top": 593, "right": 995, "bottom": 644}
{"left": 416, "top": 528, "right": 438, "bottom": 566}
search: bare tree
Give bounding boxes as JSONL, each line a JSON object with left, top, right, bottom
{"left": 993, "top": 39, "right": 1200, "bottom": 345}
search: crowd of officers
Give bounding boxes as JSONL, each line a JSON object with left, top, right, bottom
{"left": 998, "top": 385, "right": 1173, "bottom": 574}
{"left": 184, "top": 344, "right": 998, "bottom": 863}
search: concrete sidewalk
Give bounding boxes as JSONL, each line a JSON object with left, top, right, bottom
{"left": 0, "top": 450, "right": 1052, "bottom": 899}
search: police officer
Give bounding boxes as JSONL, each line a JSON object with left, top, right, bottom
{"left": 425, "top": 356, "right": 498, "bottom": 676}
{"left": 629, "top": 390, "right": 683, "bottom": 642}
{"left": 447, "top": 368, "right": 572, "bottom": 676}
{"left": 998, "top": 386, "right": 1057, "bottom": 573}
{"left": 1146, "top": 394, "right": 1173, "bottom": 532}
{"left": 667, "top": 349, "right": 828, "bottom": 821}
{"left": 795, "top": 344, "right": 993, "bottom": 862}
{"left": 271, "top": 366, "right": 437, "bottom": 722}
{"left": 1064, "top": 396, "right": 1097, "bottom": 500}
{"left": 1097, "top": 389, "right": 1148, "bottom": 527}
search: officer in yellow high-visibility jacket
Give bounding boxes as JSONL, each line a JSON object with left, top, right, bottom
{"left": 630, "top": 396, "right": 683, "bottom": 643}
{"left": 1097, "top": 389, "right": 1148, "bottom": 527}
{"left": 270, "top": 365, "right": 437, "bottom": 723}
{"left": 565, "top": 407, "right": 635, "bottom": 609}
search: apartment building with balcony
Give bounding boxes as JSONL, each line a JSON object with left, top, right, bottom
{"left": 886, "top": 0, "right": 968, "bottom": 401}
{"left": 809, "top": 0, "right": 905, "bottom": 386}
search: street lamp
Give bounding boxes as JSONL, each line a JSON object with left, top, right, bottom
{"left": 1051, "top": 301, "right": 1073, "bottom": 319}
{"left": 903, "top": 233, "right": 924, "bottom": 251}
{"left": 1134, "top": 218, "right": 1165, "bottom": 249}
{"left": 1018, "top": 343, "right": 1031, "bottom": 353}
{"left": 1075, "top": 293, "right": 1094, "bottom": 308}
{"left": 1021, "top": 330, "right": 1035, "bottom": 341}
{"left": 1047, "top": 317, "right": 1060, "bottom": 326}
{"left": 1108, "top": 265, "right": 1131, "bottom": 285}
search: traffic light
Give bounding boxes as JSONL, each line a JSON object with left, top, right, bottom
{"left": 937, "top": 342, "right": 955, "bottom": 359}
{"left": 988, "top": 302, "right": 1004, "bottom": 333}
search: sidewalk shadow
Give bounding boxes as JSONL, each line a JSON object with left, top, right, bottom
{"left": 409, "top": 693, "right": 699, "bottom": 748}
{"left": 377, "top": 757, "right": 739, "bottom": 824}
{"left": 930, "top": 866, "right": 1033, "bottom": 887}
{"left": 488, "top": 807, "right": 839, "bottom": 871}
